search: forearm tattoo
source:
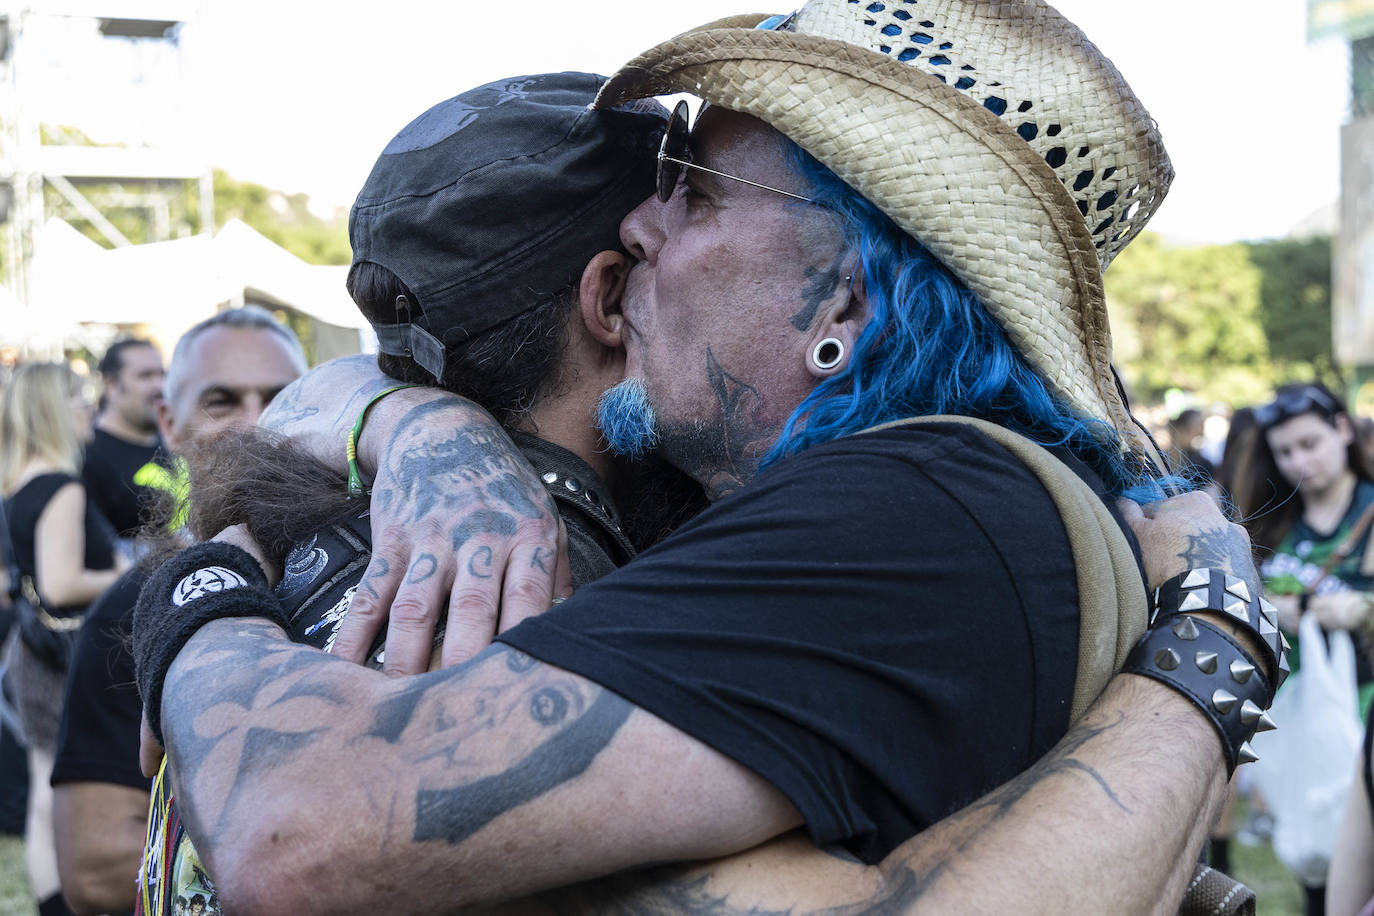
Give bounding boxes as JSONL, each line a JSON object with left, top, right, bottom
{"left": 516, "top": 715, "right": 1135, "bottom": 915}
{"left": 260, "top": 354, "right": 394, "bottom": 443}
{"left": 160, "top": 623, "right": 630, "bottom": 860}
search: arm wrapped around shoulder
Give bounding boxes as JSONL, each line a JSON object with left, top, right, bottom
{"left": 132, "top": 540, "right": 289, "bottom": 745}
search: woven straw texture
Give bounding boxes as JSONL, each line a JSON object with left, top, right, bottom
{"left": 597, "top": 0, "right": 1173, "bottom": 444}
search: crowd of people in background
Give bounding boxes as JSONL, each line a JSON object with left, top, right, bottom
{"left": 0, "top": 308, "right": 305, "bottom": 916}
{"left": 0, "top": 1, "right": 1362, "bottom": 908}
{"left": 0, "top": 330, "right": 1371, "bottom": 914}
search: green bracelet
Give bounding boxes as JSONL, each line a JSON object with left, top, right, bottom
{"left": 347, "top": 384, "right": 419, "bottom": 498}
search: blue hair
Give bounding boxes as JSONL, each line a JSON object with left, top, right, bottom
{"left": 763, "top": 144, "right": 1174, "bottom": 502}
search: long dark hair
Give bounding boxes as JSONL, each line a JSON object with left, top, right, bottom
{"left": 1233, "top": 382, "right": 1374, "bottom": 551}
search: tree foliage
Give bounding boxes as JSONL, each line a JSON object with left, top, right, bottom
{"left": 37, "top": 123, "right": 349, "bottom": 265}
{"left": 1247, "top": 236, "right": 1336, "bottom": 382}
{"left": 1104, "top": 232, "right": 1334, "bottom": 406}
{"left": 211, "top": 170, "right": 350, "bottom": 265}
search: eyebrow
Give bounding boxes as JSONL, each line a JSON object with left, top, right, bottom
{"left": 197, "top": 385, "right": 288, "bottom": 403}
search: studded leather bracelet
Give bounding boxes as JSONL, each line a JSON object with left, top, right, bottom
{"left": 133, "top": 541, "right": 291, "bottom": 746}
{"left": 1150, "top": 568, "right": 1290, "bottom": 692}
{"left": 1123, "top": 614, "right": 1275, "bottom": 774}
{"left": 1123, "top": 567, "right": 1290, "bottom": 775}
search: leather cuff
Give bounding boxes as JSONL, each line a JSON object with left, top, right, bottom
{"left": 133, "top": 541, "right": 290, "bottom": 746}
{"left": 1152, "top": 568, "right": 1290, "bottom": 693}
{"left": 1123, "top": 615, "right": 1276, "bottom": 775}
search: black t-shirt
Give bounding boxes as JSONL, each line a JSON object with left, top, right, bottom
{"left": 5, "top": 473, "right": 117, "bottom": 608}
{"left": 501, "top": 424, "right": 1129, "bottom": 863}
{"left": 51, "top": 568, "right": 149, "bottom": 791}
{"left": 82, "top": 428, "right": 163, "bottom": 538}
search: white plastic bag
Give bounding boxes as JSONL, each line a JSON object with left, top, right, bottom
{"left": 1250, "top": 612, "right": 1363, "bottom": 886}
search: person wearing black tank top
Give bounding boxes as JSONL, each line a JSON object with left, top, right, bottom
{"left": 1, "top": 362, "right": 126, "bottom": 916}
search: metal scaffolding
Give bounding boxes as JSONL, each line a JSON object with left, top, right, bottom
{"left": 0, "top": 1, "right": 212, "bottom": 348}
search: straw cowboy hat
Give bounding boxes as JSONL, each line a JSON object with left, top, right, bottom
{"left": 595, "top": 0, "right": 1173, "bottom": 451}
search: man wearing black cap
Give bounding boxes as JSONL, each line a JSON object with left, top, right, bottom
{"left": 133, "top": 73, "right": 708, "bottom": 914}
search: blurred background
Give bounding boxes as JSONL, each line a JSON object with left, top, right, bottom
{"left": 0, "top": 1, "right": 1367, "bottom": 913}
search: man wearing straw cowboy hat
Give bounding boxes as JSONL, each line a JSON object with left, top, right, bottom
{"left": 130, "top": 0, "right": 1283, "bottom": 911}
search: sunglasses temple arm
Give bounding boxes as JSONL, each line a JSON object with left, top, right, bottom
{"left": 660, "top": 155, "right": 815, "bottom": 203}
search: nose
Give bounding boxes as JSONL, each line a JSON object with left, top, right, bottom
{"left": 619, "top": 193, "right": 665, "bottom": 265}
{"left": 239, "top": 394, "right": 268, "bottom": 428}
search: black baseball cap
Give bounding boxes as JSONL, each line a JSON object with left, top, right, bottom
{"left": 349, "top": 72, "right": 668, "bottom": 379}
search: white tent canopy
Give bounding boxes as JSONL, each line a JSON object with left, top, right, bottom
{"left": 19, "top": 217, "right": 360, "bottom": 346}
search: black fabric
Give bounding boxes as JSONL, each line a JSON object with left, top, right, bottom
{"left": 351, "top": 72, "right": 667, "bottom": 354}
{"left": 52, "top": 568, "right": 150, "bottom": 791}
{"left": 82, "top": 428, "right": 162, "bottom": 538}
{"left": 500, "top": 423, "right": 1132, "bottom": 863}
{"left": 132, "top": 541, "right": 281, "bottom": 745}
{"left": 37, "top": 891, "right": 75, "bottom": 916}
{"left": 4, "top": 473, "right": 117, "bottom": 607}
{"left": 279, "top": 438, "right": 634, "bottom": 661}
{"left": 0, "top": 680, "right": 29, "bottom": 836}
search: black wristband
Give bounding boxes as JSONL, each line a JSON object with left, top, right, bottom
{"left": 1152, "top": 568, "right": 1290, "bottom": 692}
{"left": 133, "top": 541, "right": 290, "bottom": 746}
{"left": 1123, "top": 615, "right": 1275, "bottom": 775}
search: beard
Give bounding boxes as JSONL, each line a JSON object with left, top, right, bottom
{"left": 595, "top": 379, "right": 660, "bottom": 460}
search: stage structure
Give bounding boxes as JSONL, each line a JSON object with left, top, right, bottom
{"left": 0, "top": 1, "right": 212, "bottom": 356}
{"left": 1315, "top": 1, "right": 1374, "bottom": 408}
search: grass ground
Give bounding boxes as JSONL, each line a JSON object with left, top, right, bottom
{"left": 0, "top": 828, "right": 1314, "bottom": 915}
{"left": 0, "top": 835, "right": 33, "bottom": 913}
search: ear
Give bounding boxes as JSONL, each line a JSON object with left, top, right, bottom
{"left": 805, "top": 268, "right": 868, "bottom": 379}
{"left": 579, "top": 250, "right": 629, "bottom": 348}
{"left": 1336, "top": 413, "right": 1355, "bottom": 445}
{"left": 156, "top": 401, "right": 179, "bottom": 453}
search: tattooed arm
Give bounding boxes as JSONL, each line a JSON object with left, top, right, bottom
{"left": 259, "top": 355, "right": 568, "bottom": 672}
{"left": 490, "top": 492, "right": 1264, "bottom": 915}
{"left": 159, "top": 620, "right": 799, "bottom": 915}
{"left": 512, "top": 676, "right": 1225, "bottom": 916}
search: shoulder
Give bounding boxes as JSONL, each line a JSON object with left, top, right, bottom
{"left": 23, "top": 473, "right": 86, "bottom": 514}
{"left": 752, "top": 422, "right": 1055, "bottom": 510}
{"left": 632, "top": 422, "right": 1065, "bottom": 570}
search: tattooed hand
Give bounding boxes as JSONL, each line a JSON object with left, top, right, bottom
{"left": 260, "top": 356, "right": 571, "bottom": 674}
{"left": 1118, "top": 491, "right": 1270, "bottom": 677}
{"left": 334, "top": 390, "right": 572, "bottom": 675}
{"left": 1117, "top": 491, "right": 1257, "bottom": 591}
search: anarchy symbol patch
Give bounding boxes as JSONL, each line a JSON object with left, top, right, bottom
{"left": 172, "top": 566, "right": 249, "bottom": 607}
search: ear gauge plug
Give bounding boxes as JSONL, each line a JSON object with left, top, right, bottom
{"left": 812, "top": 338, "right": 844, "bottom": 371}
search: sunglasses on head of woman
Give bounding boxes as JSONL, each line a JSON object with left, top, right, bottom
{"left": 1253, "top": 386, "right": 1341, "bottom": 429}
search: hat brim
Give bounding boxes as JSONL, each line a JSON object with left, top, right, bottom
{"left": 596, "top": 26, "right": 1133, "bottom": 445}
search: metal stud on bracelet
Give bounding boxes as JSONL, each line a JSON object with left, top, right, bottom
{"left": 1124, "top": 614, "right": 1275, "bottom": 775}
{"left": 1151, "top": 568, "right": 1289, "bottom": 692}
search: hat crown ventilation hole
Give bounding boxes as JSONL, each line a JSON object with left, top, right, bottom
{"left": 842, "top": 0, "right": 1161, "bottom": 269}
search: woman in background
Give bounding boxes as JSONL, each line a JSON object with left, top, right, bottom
{"left": 1236, "top": 383, "right": 1374, "bottom": 691}
{"left": 0, "top": 362, "right": 125, "bottom": 916}
{"left": 1234, "top": 381, "right": 1374, "bottom": 916}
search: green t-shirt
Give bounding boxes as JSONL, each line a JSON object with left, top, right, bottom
{"left": 1260, "top": 478, "right": 1374, "bottom": 710}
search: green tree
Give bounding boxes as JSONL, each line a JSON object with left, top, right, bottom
{"left": 211, "top": 170, "right": 350, "bottom": 265}
{"left": 1245, "top": 235, "right": 1335, "bottom": 385}
{"left": 1105, "top": 233, "right": 1272, "bottom": 405}
{"left": 36, "top": 123, "right": 350, "bottom": 265}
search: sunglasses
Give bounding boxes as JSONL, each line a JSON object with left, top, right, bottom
{"left": 1253, "top": 386, "right": 1341, "bottom": 429}
{"left": 656, "top": 100, "right": 816, "bottom": 204}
